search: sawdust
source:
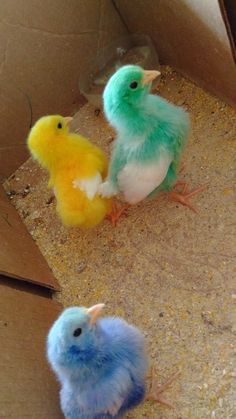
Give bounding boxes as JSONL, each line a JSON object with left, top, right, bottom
{"left": 4, "top": 66, "right": 236, "bottom": 419}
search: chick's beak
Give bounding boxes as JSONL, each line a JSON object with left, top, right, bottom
{"left": 142, "top": 70, "right": 161, "bottom": 86}
{"left": 64, "top": 116, "right": 73, "bottom": 126}
{"left": 87, "top": 303, "right": 105, "bottom": 325}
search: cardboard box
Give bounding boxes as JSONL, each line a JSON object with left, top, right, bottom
{"left": 0, "top": 184, "right": 62, "bottom": 417}
{"left": 0, "top": 278, "right": 63, "bottom": 419}
{"left": 0, "top": 186, "right": 59, "bottom": 289}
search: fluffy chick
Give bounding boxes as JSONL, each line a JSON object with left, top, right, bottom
{"left": 99, "top": 65, "right": 203, "bottom": 214}
{"left": 27, "top": 115, "right": 111, "bottom": 228}
{"left": 47, "top": 304, "right": 148, "bottom": 419}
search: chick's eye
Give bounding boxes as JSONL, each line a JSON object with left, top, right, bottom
{"left": 73, "top": 328, "right": 82, "bottom": 337}
{"left": 57, "top": 122, "right": 62, "bottom": 129}
{"left": 129, "top": 81, "right": 138, "bottom": 89}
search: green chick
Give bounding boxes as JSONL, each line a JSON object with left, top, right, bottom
{"left": 99, "top": 65, "right": 204, "bottom": 220}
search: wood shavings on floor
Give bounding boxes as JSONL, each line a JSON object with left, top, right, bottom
{"left": 4, "top": 66, "right": 236, "bottom": 418}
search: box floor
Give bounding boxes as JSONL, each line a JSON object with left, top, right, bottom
{"left": 5, "top": 66, "right": 236, "bottom": 418}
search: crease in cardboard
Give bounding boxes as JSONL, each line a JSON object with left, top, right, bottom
{"left": 2, "top": 19, "right": 98, "bottom": 37}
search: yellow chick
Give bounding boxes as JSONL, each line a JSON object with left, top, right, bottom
{"left": 27, "top": 115, "right": 112, "bottom": 228}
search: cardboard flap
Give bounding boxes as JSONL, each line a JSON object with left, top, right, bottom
{"left": 0, "top": 185, "right": 59, "bottom": 290}
{"left": 0, "top": 281, "right": 63, "bottom": 418}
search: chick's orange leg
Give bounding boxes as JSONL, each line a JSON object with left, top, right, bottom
{"left": 146, "top": 368, "right": 180, "bottom": 408}
{"left": 107, "top": 200, "right": 130, "bottom": 227}
{"left": 169, "top": 182, "right": 206, "bottom": 213}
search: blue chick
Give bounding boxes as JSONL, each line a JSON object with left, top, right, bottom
{"left": 99, "top": 65, "right": 205, "bottom": 222}
{"left": 47, "top": 304, "right": 148, "bottom": 419}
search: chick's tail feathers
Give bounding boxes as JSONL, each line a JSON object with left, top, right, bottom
{"left": 56, "top": 186, "right": 112, "bottom": 228}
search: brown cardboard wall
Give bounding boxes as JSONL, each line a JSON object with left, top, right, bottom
{"left": 115, "top": 0, "right": 236, "bottom": 108}
{"left": 0, "top": 185, "right": 59, "bottom": 289}
{"left": 0, "top": 0, "right": 127, "bottom": 180}
{"left": 0, "top": 281, "right": 63, "bottom": 418}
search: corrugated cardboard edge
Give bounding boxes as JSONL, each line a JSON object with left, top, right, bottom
{"left": 218, "top": 0, "right": 236, "bottom": 63}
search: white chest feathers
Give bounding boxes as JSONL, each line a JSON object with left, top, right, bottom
{"left": 117, "top": 154, "right": 172, "bottom": 204}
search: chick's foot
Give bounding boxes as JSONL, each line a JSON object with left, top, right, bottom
{"left": 107, "top": 201, "right": 130, "bottom": 227}
{"left": 169, "top": 181, "right": 206, "bottom": 213}
{"left": 146, "top": 368, "right": 180, "bottom": 408}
